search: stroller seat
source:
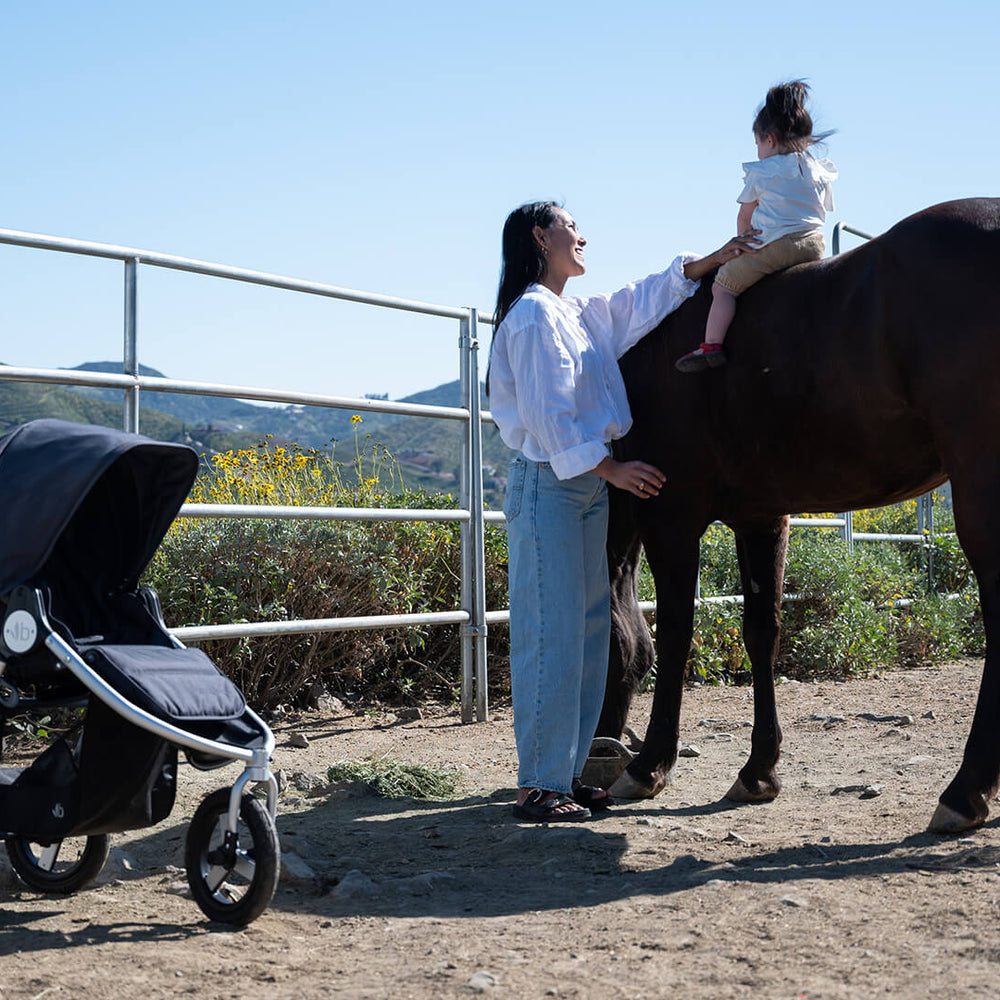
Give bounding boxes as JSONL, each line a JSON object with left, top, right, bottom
{"left": 79, "top": 643, "right": 268, "bottom": 759}
{"left": 80, "top": 645, "right": 246, "bottom": 724}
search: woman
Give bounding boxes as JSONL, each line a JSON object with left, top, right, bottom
{"left": 489, "top": 201, "right": 757, "bottom": 822}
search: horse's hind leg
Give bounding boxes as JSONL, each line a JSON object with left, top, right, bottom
{"left": 931, "top": 472, "right": 1000, "bottom": 832}
{"left": 724, "top": 517, "right": 789, "bottom": 804}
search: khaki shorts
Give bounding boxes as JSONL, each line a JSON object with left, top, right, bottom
{"left": 715, "top": 230, "right": 825, "bottom": 295}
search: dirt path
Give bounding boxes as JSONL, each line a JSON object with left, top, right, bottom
{"left": 3, "top": 660, "right": 1000, "bottom": 999}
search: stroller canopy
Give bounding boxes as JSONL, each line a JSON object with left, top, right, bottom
{"left": 0, "top": 419, "right": 199, "bottom": 597}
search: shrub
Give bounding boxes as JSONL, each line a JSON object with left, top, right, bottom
{"left": 636, "top": 501, "right": 982, "bottom": 688}
{"left": 144, "top": 434, "right": 510, "bottom": 709}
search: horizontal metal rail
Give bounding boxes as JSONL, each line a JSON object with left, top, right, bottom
{"left": 179, "top": 503, "right": 471, "bottom": 523}
{"left": 725, "top": 517, "right": 949, "bottom": 543}
{"left": 0, "top": 227, "right": 495, "bottom": 326}
{"left": 852, "top": 532, "right": 928, "bottom": 543}
{"left": 172, "top": 610, "right": 469, "bottom": 643}
{"left": 178, "top": 503, "right": 507, "bottom": 523}
{"left": 0, "top": 364, "right": 468, "bottom": 421}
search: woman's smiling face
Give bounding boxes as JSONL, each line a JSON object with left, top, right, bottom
{"left": 534, "top": 208, "right": 587, "bottom": 285}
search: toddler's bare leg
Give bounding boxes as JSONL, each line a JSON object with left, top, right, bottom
{"left": 705, "top": 283, "right": 738, "bottom": 345}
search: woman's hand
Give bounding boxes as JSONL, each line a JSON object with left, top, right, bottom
{"left": 683, "top": 230, "right": 761, "bottom": 282}
{"left": 594, "top": 457, "right": 666, "bottom": 499}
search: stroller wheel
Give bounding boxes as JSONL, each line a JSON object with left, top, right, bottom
{"left": 5, "top": 833, "right": 111, "bottom": 893}
{"left": 185, "top": 788, "right": 279, "bottom": 926}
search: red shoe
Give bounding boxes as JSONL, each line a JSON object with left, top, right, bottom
{"left": 676, "top": 343, "right": 727, "bottom": 373}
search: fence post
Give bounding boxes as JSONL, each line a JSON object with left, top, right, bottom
{"left": 123, "top": 258, "right": 140, "bottom": 433}
{"left": 467, "top": 309, "right": 489, "bottom": 722}
{"left": 840, "top": 510, "right": 854, "bottom": 553}
{"left": 458, "top": 312, "right": 489, "bottom": 722}
{"left": 919, "top": 492, "right": 936, "bottom": 589}
{"left": 459, "top": 316, "right": 474, "bottom": 722}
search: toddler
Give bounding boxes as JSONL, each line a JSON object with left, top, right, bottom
{"left": 677, "top": 80, "right": 837, "bottom": 372}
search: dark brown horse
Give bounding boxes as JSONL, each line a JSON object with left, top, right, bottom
{"left": 601, "top": 197, "right": 1000, "bottom": 833}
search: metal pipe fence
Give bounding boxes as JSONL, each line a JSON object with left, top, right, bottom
{"left": 0, "top": 227, "right": 497, "bottom": 722}
{"left": 0, "top": 222, "right": 952, "bottom": 723}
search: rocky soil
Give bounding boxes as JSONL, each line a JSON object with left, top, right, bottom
{"left": 3, "top": 659, "right": 1000, "bottom": 999}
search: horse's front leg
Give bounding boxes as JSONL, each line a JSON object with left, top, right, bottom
{"left": 597, "top": 484, "right": 653, "bottom": 740}
{"left": 724, "top": 517, "right": 789, "bottom": 804}
{"left": 609, "top": 519, "right": 702, "bottom": 799}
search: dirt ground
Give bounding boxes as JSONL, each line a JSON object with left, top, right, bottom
{"left": 4, "top": 659, "right": 1000, "bottom": 999}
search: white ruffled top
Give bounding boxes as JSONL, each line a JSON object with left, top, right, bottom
{"left": 738, "top": 150, "right": 838, "bottom": 245}
{"left": 488, "top": 255, "right": 699, "bottom": 480}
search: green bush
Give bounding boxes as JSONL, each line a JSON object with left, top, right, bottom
{"left": 638, "top": 502, "right": 982, "bottom": 688}
{"left": 143, "top": 436, "right": 510, "bottom": 709}
{"left": 779, "top": 531, "right": 902, "bottom": 678}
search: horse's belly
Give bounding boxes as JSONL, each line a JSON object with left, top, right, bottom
{"left": 716, "top": 419, "right": 945, "bottom": 517}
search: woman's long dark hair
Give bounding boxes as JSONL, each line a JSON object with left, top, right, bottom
{"left": 486, "top": 201, "right": 559, "bottom": 396}
{"left": 494, "top": 201, "right": 559, "bottom": 329}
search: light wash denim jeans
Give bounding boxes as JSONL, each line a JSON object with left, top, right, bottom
{"left": 504, "top": 456, "right": 611, "bottom": 794}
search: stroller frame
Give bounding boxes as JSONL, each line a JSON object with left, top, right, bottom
{"left": 0, "top": 419, "right": 282, "bottom": 925}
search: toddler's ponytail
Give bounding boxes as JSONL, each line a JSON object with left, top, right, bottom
{"left": 753, "top": 80, "right": 832, "bottom": 149}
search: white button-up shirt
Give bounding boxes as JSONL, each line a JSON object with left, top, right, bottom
{"left": 488, "top": 254, "right": 699, "bottom": 480}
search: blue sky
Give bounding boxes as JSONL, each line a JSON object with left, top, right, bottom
{"left": 2, "top": 0, "right": 997, "bottom": 401}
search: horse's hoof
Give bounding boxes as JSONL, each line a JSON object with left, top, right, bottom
{"left": 608, "top": 769, "right": 658, "bottom": 799}
{"left": 725, "top": 776, "right": 779, "bottom": 803}
{"left": 928, "top": 802, "right": 983, "bottom": 834}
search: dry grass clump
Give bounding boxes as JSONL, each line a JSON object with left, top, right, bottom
{"left": 326, "top": 755, "right": 461, "bottom": 799}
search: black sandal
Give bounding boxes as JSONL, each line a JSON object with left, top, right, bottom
{"left": 513, "top": 788, "right": 591, "bottom": 823}
{"left": 572, "top": 781, "right": 614, "bottom": 812}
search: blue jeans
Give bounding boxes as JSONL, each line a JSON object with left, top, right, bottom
{"left": 504, "top": 457, "right": 611, "bottom": 793}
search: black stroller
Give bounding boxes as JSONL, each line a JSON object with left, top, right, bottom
{"left": 0, "top": 419, "right": 280, "bottom": 925}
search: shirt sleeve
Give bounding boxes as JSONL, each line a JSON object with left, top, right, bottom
{"left": 822, "top": 178, "right": 835, "bottom": 213}
{"left": 573, "top": 253, "right": 701, "bottom": 360}
{"left": 737, "top": 160, "right": 762, "bottom": 205}
{"left": 503, "top": 302, "right": 610, "bottom": 480}
{"left": 812, "top": 154, "right": 837, "bottom": 211}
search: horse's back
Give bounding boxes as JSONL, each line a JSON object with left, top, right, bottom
{"left": 619, "top": 198, "right": 1000, "bottom": 517}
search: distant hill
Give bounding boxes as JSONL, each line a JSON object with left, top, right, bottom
{"left": 0, "top": 364, "right": 269, "bottom": 458}
{"left": 71, "top": 361, "right": 292, "bottom": 431}
{"left": 0, "top": 362, "right": 515, "bottom": 505}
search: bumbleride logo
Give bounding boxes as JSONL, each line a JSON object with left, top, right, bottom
{"left": 52, "top": 803, "right": 65, "bottom": 819}
{"left": 2, "top": 610, "right": 37, "bottom": 654}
